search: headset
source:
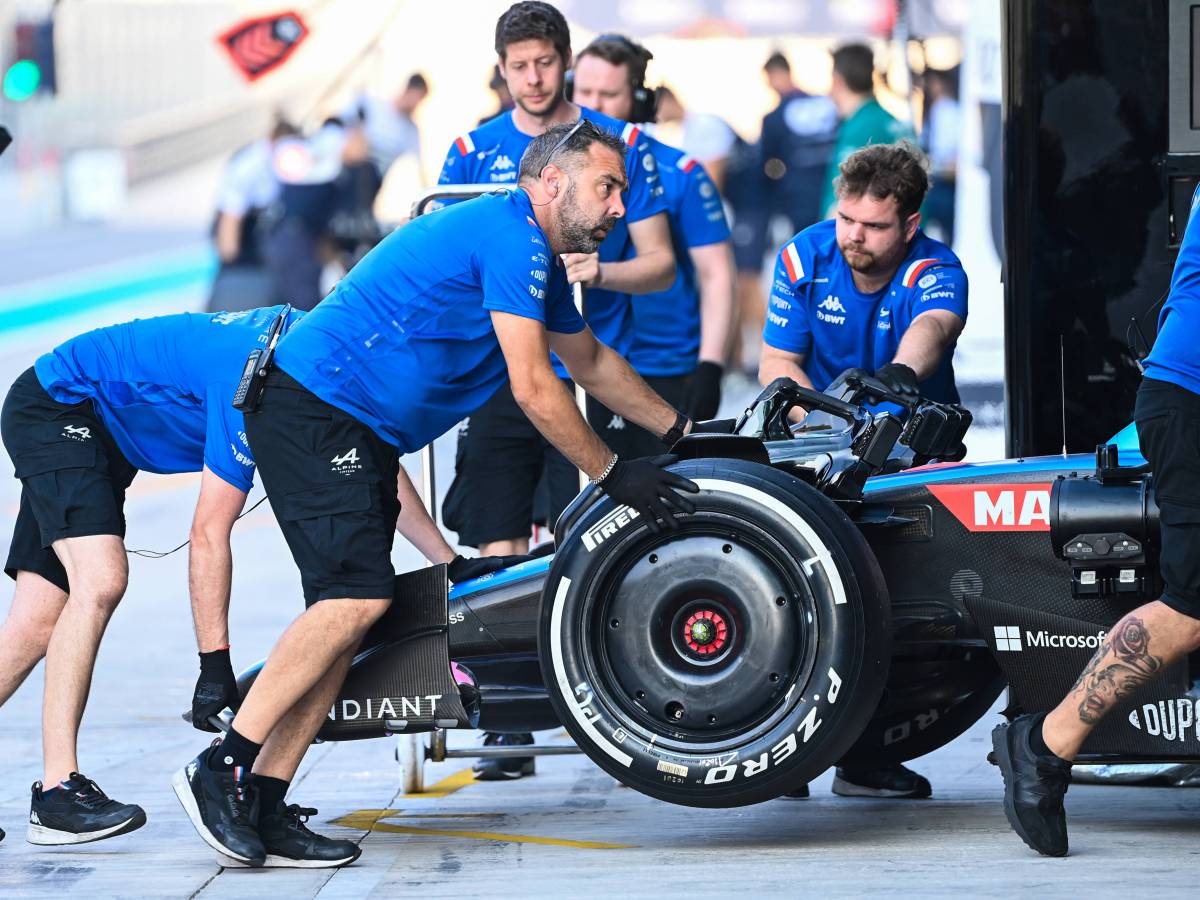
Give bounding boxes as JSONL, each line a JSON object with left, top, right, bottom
{"left": 565, "top": 33, "right": 659, "bottom": 124}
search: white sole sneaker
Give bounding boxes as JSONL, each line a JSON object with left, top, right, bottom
{"left": 170, "top": 766, "right": 262, "bottom": 866}
{"left": 224, "top": 849, "right": 362, "bottom": 869}
{"left": 26, "top": 811, "right": 145, "bottom": 846}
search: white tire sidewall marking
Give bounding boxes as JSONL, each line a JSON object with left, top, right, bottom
{"left": 548, "top": 478, "right": 846, "bottom": 769}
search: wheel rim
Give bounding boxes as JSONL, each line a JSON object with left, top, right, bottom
{"left": 585, "top": 513, "right": 819, "bottom": 749}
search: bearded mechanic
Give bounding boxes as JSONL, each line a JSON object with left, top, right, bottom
{"left": 759, "top": 140, "right": 969, "bottom": 799}
{"left": 174, "top": 121, "right": 700, "bottom": 868}
{"left": 0, "top": 306, "right": 510, "bottom": 856}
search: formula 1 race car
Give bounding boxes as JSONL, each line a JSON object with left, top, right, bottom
{"left": 224, "top": 372, "right": 1189, "bottom": 808}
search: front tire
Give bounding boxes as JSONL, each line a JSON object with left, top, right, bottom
{"left": 539, "top": 459, "right": 891, "bottom": 807}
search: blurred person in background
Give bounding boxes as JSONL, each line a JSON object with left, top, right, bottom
{"left": 759, "top": 142, "right": 967, "bottom": 800}
{"left": 344, "top": 72, "right": 429, "bottom": 195}
{"left": 436, "top": 0, "right": 673, "bottom": 781}
{"left": 761, "top": 51, "right": 838, "bottom": 238}
{"left": 724, "top": 51, "right": 840, "bottom": 379}
{"left": 653, "top": 85, "right": 737, "bottom": 193}
{"left": 820, "top": 43, "right": 916, "bottom": 217}
{"left": 919, "top": 67, "right": 961, "bottom": 244}
{"left": 208, "top": 120, "right": 297, "bottom": 313}
{"left": 262, "top": 119, "right": 350, "bottom": 311}
{"left": 572, "top": 34, "right": 734, "bottom": 432}
{"left": 479, "top": 63, "right": 516, "bottom": 125}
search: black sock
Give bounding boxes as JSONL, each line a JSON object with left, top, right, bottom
{"left": 207, "top": 727, "right": 262, "bottom": 773}
{"left": 1029, "top": 715, "right": 1063, "bottom": 760}
{"left": 256, "top": 776, "right": 290, "bottom": 814}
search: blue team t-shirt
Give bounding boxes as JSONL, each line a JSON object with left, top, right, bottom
{"left": 628, "top": 140, "right": 731, "bottom": 376}
{"left": 273, "top": 189, "right": 585, "bottom": 452}
{"left": 762, "top": 220, "right": 968, "bottom": 403}
{"left": 34, "top": 306, "right": 297, "bottom": 491}
{"left": 438, "top": 106, "right": 666, "bottom": 368}
{"left": 1144, "top": 185, "right": 1200, "bottom": 396}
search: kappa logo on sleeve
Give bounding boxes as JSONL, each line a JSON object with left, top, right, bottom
{"left": 928, "top": 483, "right": 1053, "bottom": 532}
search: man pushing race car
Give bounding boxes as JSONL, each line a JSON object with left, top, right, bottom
{"left": 172, "top": 119, "right": 702, "bottom": 868}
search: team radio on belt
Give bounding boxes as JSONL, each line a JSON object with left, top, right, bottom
{"left": 4, "top": 0, "right": 1198, "bottom": 870}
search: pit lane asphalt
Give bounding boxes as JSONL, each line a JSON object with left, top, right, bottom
{"left": 4, "top": 292, "right": 1183, "bottom": 899}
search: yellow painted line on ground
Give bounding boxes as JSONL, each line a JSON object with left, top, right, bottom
{"left": 403, "top": 766, "right": 477, "bottom": 798}
{"left": 331, "top": 810, "right": 634, "bottom": 850}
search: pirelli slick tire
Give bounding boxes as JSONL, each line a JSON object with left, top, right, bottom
{"left": 539, "top": 458, "right": 891, "bottom": 808}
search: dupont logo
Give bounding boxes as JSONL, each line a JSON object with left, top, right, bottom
{"left": 928, "top": 483, "right": 1052, "bottom": 532}
{"left": 1128, "top": 698, "right": 1200, "bottom": 742}
{"left": 582, "top": 505, "right": 640, "bottom": 552}
{"left": 992, "top": 625, "right": 1107, "bottom": 652}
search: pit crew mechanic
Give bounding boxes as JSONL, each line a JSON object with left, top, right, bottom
{"left": 438, "top": 1, "right": 674, "bottom": 566}
{"left": 173, "top": 121, "right": 700, "bottom": 869}
{"left": 992, "top": 185, "right": 1200, "bottom": 857}
{"left": 0, "top": 307, "right": 511, "bottom": 855}
{"left": 759, "top": 140, "right": 969, "bottom": 798}
{"left": 571, "top": 33, "right": 735, "bottom": 441}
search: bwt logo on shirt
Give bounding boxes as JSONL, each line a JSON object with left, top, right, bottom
{"left": 816, "top": 295, "right": 847, "bottom": 325}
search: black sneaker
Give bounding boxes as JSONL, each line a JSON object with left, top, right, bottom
{"left": 171, "top": 744, "right": 265, "bottom": 866}
{"left": 778, "top": 782, "right": 810, "bottom": 800}
{"left": 991, "top": 713, "right": 1071, "bottom": 857}
{"left": 238, "top": 802, "right": 361, "bottom": 868}
{"left": 27, "top": 774, "right": 146, "bottom": 845}
{"left": 832, "top": 763, "right": 932, "bottom": 798}
{"left": 473, "top": 732, "right": 535, "bottom": 781}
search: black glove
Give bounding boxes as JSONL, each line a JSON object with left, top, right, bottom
{"left": 682, "top": 361, "right": 723, "bottom": 422}
{"left": 447, "top": 553, "right": 533, "bottom": 583}
{"left": 191, "top": 648, "right": 239, "bottom": 733}
{"left": 873, "top": 362, "right": 920, "bottom": 402}
{"left": 598, "top": 453, "right": 699, "bottom": 532}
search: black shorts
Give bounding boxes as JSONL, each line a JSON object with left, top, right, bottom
{"left": 244, "top": 368, "right": 400, "bottom": 606}
{"left": 1135, "top": 377, "right": 1200, "bottom": 619}
{"left": 1, "top": 367, "right": 138, "bottom": 593}
{"left": 441, "top": 381, "right": 583, "bottom": 547}
{"left": 443, "top": 375, "right": 689, "bottom": 546}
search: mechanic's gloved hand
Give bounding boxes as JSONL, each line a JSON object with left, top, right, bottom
{"left": 447, "top": 554, "right": 533, "bottom": 583}
{"left": 873, "top": 363, "right": 920, "bottom": 402}
{"left": 682, "top": 361, "right": 724, "bottom": 422}
{"left": 597, "top": 453, "right": 699, "bottom": 532}
{"left": 191, "top": 648, "right": 239, "bottom": 733}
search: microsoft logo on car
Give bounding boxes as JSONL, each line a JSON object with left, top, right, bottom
{"left": 993, "top": 626, "right": 1022, "bottom": 651}
{"left": 992, "top": 625, "right": 1108, "bottom": 652}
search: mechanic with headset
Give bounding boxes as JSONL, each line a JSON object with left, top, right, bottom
{"left": 571, "top": 34, "right": 735, "bottom": 443}
{"left": 435, "top": 2, "right": 677, "bottom": 777}
{"left": 759, "top": 140, "right": 969, "bottom": 799}
{"left": 172, "top": 121, "right": 700, "bottom": 868}
{"left": 0, "top": 307, "right": 510, "bottom": 856}
{"left": 992, "top": 185, "right": 1200, "bottom": 857}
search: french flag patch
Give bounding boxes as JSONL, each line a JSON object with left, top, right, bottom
{"left": 781, "top": 242, "right": 804, "bottom": 282}
{"left": 454, "top": 133, "right": 476, "bottom": 156}
{"left": 678, "top": 154, "right": 698, "bottom": 173}
{"left": 621, "top": 122, "right": 641, "bottom": 146}
{"left": 902, "top": 258, "right": 939, "bottom": 288}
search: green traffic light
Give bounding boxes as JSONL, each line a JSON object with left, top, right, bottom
{"left": 3, "top": 59, "right": 42, "bottom": 101}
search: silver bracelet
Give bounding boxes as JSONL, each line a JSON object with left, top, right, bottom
{"left": 592, "top": 453, "right": 619, "bottom": 485}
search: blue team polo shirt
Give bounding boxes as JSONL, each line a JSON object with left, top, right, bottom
{"left": 273, "top": 189, "right": 585, "bottom": 452}
{"left": 762, "top": 220, "right": 968, "bottom": 403}
{"left": 1144, "top": 185, "right": 1200, "bottom": 397}
{"left": 438, "top": 106, "right": 666, "bottom": 367}
{"left": 35, "top": 306, "right": 297, "bottom": 491}
{"left": 628, "top": 139, "right": 731, "bottom": 376}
